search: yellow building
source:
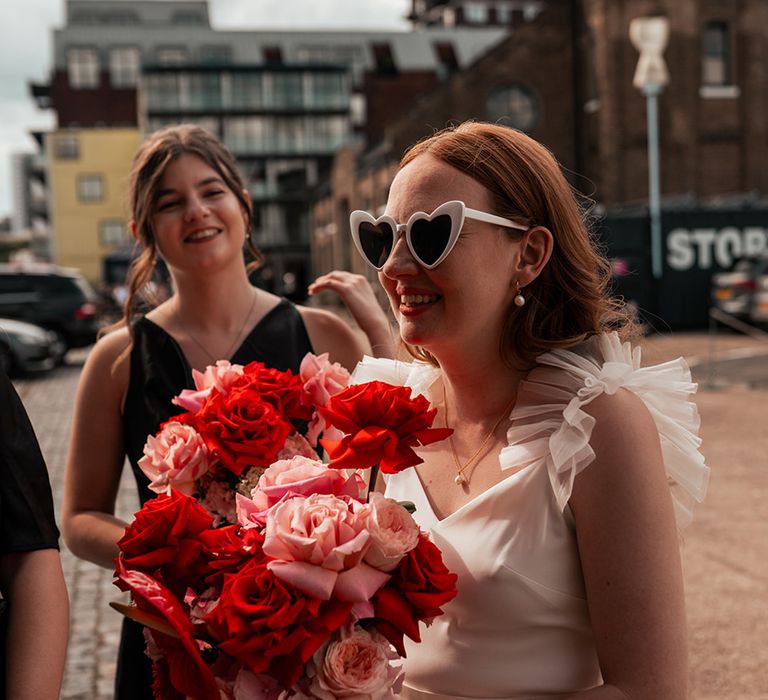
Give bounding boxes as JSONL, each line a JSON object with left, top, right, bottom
{"left": 46, "top": 127, "right": 141, "bottom": 284}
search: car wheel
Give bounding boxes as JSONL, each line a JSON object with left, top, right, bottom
{"left": 51, "top": 331, "right": 68, "bottom": 366}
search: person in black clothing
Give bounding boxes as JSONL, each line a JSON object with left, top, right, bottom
{"left": 61, "top": 124, "right": 392, "bottom": 698}
{"left": 0, "top": 371, "right": 68, "bottom": 699}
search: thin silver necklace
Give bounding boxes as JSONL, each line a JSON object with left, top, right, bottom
{"left": 179, "top": 290, "right": 258, "bottom": 364}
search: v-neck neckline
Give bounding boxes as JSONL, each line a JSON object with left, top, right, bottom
{"left": 403, "top": 439, "right": 536, "bottom": 527}
{"left": 142, "top": 298, "right": 287, "bottom": 380}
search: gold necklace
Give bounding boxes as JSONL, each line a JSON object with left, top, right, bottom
{"left": 442, "top": 383, "right": 515, "bottom": 487}
{"left": 180, "top": 289, "right": 258, "bottom": 364}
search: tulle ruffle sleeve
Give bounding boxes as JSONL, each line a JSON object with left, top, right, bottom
{"left": 349, "top": 355, "right": 441, "bottom": 399}
{"left": 500, "top": 332, "right": 709, "bottom": 529}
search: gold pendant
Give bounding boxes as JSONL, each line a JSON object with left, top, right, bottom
{"left": 454, "top": 472, "right": 468, "bottom": 486}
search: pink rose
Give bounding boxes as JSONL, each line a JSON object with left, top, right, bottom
{"left": 138, "top": 422, "right": 212, "bottom": 495}
{"left": 233, "top": 668, "right": 284, "bottom": 700}
{"left": 301, "top": 353, "right": 351, "bottom": 447}
{"left": 307, "top": 625, "right": 402, "bottom": 700}
{"left": 173, "top": 360, "right": 245, "bottom": 412}
{"left": 300, "top": 352, "right": 350, "bottom": 407}
{"left": 363, "top": 493, "right": 421, "bottom": 572}
{"left": 238, "top": 457, "right": 365, "bottom": 528}
{"left": 263, "top": 494, "right": 389, "bottom": 602}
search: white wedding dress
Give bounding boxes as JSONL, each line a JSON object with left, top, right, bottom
{"left": 350, "top": 333, "right": 709, "bottom": 700}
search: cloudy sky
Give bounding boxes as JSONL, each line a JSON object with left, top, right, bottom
{"left": 0, "top": 0, "right": 410, "bottom": 221}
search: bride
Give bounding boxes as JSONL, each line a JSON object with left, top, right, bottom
{"left": 348, "top": 121, "right": 708, "bottom": 699}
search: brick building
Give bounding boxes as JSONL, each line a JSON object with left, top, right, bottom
{"left": 312, "top": 0, "right": 768, "bottom": 328}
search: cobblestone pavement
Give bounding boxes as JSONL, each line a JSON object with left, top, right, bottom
{"left": 10, "top": 330, "right": 768, "bottom": 699}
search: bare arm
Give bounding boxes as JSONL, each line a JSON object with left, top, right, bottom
{"left": 299, "top": 305, "right": 370, "bottom": 373}
{"left": 0, "top": 549, "right": 69, "bottom": 699}
{"left": 308, "top": 271, "right": 395, "bottom": 358}
{"left": 62, "top": 329, "right": 132, "bottom": 569}
{"left": 567, "top": 389, "right": 687, "bottom": 699}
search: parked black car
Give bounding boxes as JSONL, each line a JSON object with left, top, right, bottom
{"left": 0, "top": 317, "right": 66, "bottom": 375}
{"left": 0, "top": 264, "right": 100, "bottom": 352}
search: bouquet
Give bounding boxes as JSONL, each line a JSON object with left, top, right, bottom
{"left": 113, "top": 353, "right": 458, "bottom": 700}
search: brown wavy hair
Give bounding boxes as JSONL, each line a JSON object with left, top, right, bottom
{"left": 397, "top": 121, "right": 637, "bottom": 367}
{"left": 109, "top": 124, "right": 264, "bottom": 336}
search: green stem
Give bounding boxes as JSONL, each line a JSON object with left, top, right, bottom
{"left": 367, "top": 464, "right": 380, "bottom": 500}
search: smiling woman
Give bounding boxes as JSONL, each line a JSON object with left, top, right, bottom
{"left": 345, "top": 121, "right": 709, "bottom": 700}
{"left": 61, "top": 124, "right": 393, "bottom": 699}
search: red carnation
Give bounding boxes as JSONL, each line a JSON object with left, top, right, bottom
{"left": 117, "top": 489, "right": 214, "bottom": 595}
{"left": 372, "top": 533, "right": 458, "bottom": 656}
{"left": 205, "top": 558, "right": 351, "bottom": 688}
{"left": 319, "top": 381, "right": 452, "bottom": 474}
{"left": 192, "top": 383, "right": 293, "bottom": 476}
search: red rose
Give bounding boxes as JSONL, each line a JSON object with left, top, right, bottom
{"left": 114, "top": 561, "right": 220, "bottom": 699}
{"left": 117, "top": 489, "right": 214, "bottom": 594}
{"left": 238, "top": 362, "right": 313, "bottom": 422}
{"left": 193, "top": 383, "right": 293, "bottom": 476}
{"left": 198, "top": 525, "right": 266, "bottom": 586}
{"left": 372, "top": 533, "right": 458, "bottom": 656}
{"left": 205, "top": 558, "right": 352, "bottom": 688}
{"left": 319, "top": 381, "right": 452, "bottom": 473}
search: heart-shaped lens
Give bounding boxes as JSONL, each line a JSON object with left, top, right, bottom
{"left": 410, "top": 214, "right": 453, "bottom": 266}
{"left": 358, "top": 221, "right": 394, "bottom": 268}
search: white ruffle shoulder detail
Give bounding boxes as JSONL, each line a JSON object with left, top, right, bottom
{"left": 501, "top": 332, "right": 709, "bottom": 529}
{"left": 351, "top": 332, "right": 709, "bottom": 529}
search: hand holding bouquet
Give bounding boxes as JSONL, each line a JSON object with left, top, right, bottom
{"left": 114, "top": 353, "right": 457, "bottom": 699}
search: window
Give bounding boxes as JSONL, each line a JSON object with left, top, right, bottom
{"left": 54, "top": 133, "right": 80, "bottom": 159}
{"left": 78, "top": 174, "right": 105, "bottom": 202}
{"left": 67, "top": 48, "right": 100, "bottom": 88}
{"left": 156, "top": 47, "right": 189, "bottom": 66}
{"left": 187, "top": 73, "right": 222, "bottom": 110}
{"left": 371, "top": 43, "right": 397, "bottom": 75}
{"left": 464, "top": 2, "right": 489, "bottom": 24}
{"left": 486, "top": 84, "right": 539, "bottom": 133}
{"left": 433, "top": 42, "right": 459, "bottom": 78}
{"left": 109, "top": 47, "right": 140, "bottom": 87}
{"left": 99, "top": 220, "right": 127, "bottom": 246}
{"left": 263, "top": 46, "right": 283, "bottom": 65}
{"left": 199, "top": 46, "right": 231, "bottom": 65}
{"left": 702, "top": 22, "right": 731, "bottom": 86}
{"left": 230, "top": 73, "right": 263, "bottom": 109}
{"left": 145, "top": 74, "right": 181, "bottom": 110}
{"left": 273, "top": 73, "right": 304, "bottom": 108}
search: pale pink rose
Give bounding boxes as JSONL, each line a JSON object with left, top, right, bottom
{"left": 363, "top": 492, "right": 421, "bottom": 572}
{"left": 233, "top": 667, "right": 284, "bottom": 700}
{"left": 300, "top": 352, "right": 350, "bottom": 407}
{"left": 249, "top": 456, "right": 363, "bottom": 513}
{"left": 307, "top": 625, "right": 403, "bottom": 700}
{"left": 300, "top": 353, "right": 351, "bottom": 447}
{"left": 172, "top": 359, "right": 245, "bottom": 412}
{"left": 263, "top": 494, "right": 389, "bottom": 602}
{"left": 138, "top": 421, "right": 212, "bottom": 495}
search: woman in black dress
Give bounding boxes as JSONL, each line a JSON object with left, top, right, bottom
{"left": 61, "top": 125, "right": 392, "bottom": 698}
{"left": 0, "top": 370, "right": 68, "bottom": 699}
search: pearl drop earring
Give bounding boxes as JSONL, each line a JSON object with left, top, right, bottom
{"left": 514, "top": 283, "right": 526, "bottom": 307}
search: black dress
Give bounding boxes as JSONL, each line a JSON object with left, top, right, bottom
{"left": 116, "top": 298, "right": 314, "bottom": 699}
{"left": 0, "top": 371, "right": 60, "bottom": 697}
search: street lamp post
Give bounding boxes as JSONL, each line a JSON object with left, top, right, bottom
{"left": 630, "top": 16, "right": 670, "bottom": 280}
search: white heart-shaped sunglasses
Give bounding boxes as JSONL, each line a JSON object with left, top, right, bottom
{"left": 350, "top": 200, "right": 528, "bottom": 270}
